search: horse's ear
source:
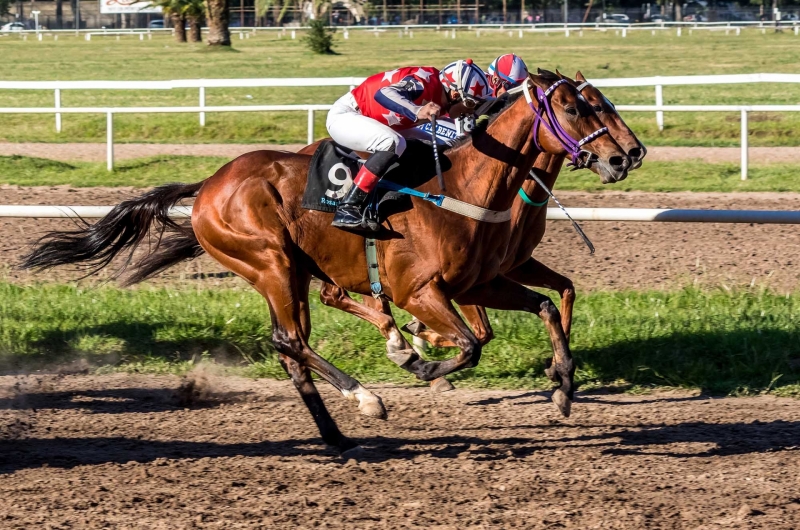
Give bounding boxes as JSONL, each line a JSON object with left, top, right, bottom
{"left": 575, "top": 70, "right": 587, "bottom": 82}
{"left": 537, "top": 68, "right": 557, "bottom": 79}
{"left": 555, "top": 68, "right": 564, "bottom": 78}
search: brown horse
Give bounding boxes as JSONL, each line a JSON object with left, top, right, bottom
{"left": 21, "top": 72, "right": 629, "bottom": 452}
{"left": 309, "top": 71, "right": 645, "bottom": 388}
{"left": 407, "top": 71, "right": 647, "bottom": 348}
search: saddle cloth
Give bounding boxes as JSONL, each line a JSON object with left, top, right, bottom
{"left": 301, "top": 139, "right": 452, "bottom": 216}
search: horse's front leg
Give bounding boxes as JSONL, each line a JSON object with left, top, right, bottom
{"left": 318, "top": 283, "right": 455, "bottom": 392}
{"left": 455, "top": 276, "right": 575, "bottom": 418}
{"left": 402, "top": 305, "right": 495, "bottom": 348}
{"left": 505, "top": 258, "right": 576, "bottom": 342}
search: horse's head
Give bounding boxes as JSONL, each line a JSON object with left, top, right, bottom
{"left": 564, "top": 70, "right": 647, "bottom": 170}
{"left": 527, "top": 69, "right": 630, "bottom": 184}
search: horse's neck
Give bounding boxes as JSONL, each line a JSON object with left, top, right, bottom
{"left": 506, "top": 153, "right": 563, "bottom": 231}
{"left": 446, "top": 96, "right": 540, "bottom": 212}
{"left": 525, "top": 154, "right": 565, "bottom": 204}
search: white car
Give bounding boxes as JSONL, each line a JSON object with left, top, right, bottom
{"left": 0, "top": 22, "right": 26, "bottom": 32}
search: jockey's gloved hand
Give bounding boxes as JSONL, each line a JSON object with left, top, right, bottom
{"left": 475, "top": 114, "right": 491, "bottom": 129}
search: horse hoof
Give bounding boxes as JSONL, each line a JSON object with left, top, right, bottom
{"left": 552, "top": 388, "right": 572, "bottom": 418}
{"left": 401, "top": 318, "right": 425, "bottom": 336}
{"left": 386, "top": 348, "right": 416, "bottom": 367}
{"left": 430, "top": 377, "right": 455, "bottom": 393}
{"left": 358, "top": 393, "right": 388, "bottom": 420}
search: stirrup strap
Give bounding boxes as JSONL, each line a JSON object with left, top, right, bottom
{"left": 365, "top": 238, "right": 384, "bottom": 298}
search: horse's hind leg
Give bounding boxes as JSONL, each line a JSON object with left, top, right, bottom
{"left": 252, "top": 262, "right": 387, "bottom": 421}
{"left": 278, "top": 353, "right": 357, "bottom": 451}
{"left": 318, "top": 283, "right": 455, "bottom": 392}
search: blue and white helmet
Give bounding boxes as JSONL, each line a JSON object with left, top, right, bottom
{"left": 440, "top": 59, "right": 491, "bottom": 104}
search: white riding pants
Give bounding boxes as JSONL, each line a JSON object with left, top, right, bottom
{"left": 326, "top": 93, "right": 408, "bottom": 156}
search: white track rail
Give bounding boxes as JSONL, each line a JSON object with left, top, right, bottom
{"left": 3, "top": 205, "right": 800, "bottom": 224}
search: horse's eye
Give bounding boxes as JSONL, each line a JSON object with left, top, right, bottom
{"left": 565, "top": 107, "right": 578, "bottom": 116}
{"left": 593, "top": 105, "right": 603, "bottom": 113}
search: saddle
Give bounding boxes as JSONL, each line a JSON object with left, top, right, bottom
{"left": 301, "top": 139, "right": 453, "bottom": 221}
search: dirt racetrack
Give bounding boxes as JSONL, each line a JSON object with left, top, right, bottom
{"left": 1, "top": 373, "right": 799, "bottom": 529}
{"left": 2, "top": 185, "right": 800, "bottom": 291}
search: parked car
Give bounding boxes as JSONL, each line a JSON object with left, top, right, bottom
{"left": 148, "top": 19, "right": 164, "bottom": 29}
{"left": 649, "top": 14, "right": 672, "bottom": 22}
{"left": 0, "top": 22, "right": 26, "bottom": 32}
{"left": 598, "top": 13, "right": 630, "bottom": 24}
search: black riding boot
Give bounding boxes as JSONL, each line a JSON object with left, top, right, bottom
{"left": 331, "top": 151, "right": 397, "bottom": 234}
{"left": 331, "top": 185, "right": 378, "bottom": 233}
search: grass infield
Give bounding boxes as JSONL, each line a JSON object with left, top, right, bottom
{"left": 1, "top": 31, "right": 800, "bottom": 146}
{"left": 3, "top": 154, "right": 800, "bottom": 192}
{"left": 0, "top": 282, "right": 798, "bottom": 396}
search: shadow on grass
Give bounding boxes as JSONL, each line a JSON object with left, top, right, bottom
{"left": 575, "top": 328, "right": 800, "bottom": 395}
{"left": 2, "top": 322, "right": 799, "bottom": 395}
{"left": 0, "top": 321, "right": 270, "bottom": 375}
{"left": 2, "top": 155, "right": 77, "bottom": 170}
{"left": 0, "top": 386, "right": 258, "bottom": 414}
{"left": 2, "top": 419, "right": 799, "bottom": 474}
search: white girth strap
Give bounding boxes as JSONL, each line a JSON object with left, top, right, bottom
{"left": 439, "top": 197, "right": 512, "bottom": 223}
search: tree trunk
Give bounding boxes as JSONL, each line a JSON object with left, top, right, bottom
{"left": 206, "top": 0, "right": 231, "bottom": 46}
{"left": 55, "top": 0, "right": 63, "bottom": 28}
{"left": 172, "top": 12, "right": 187, "bottom": 42}
{"left": 188, "top": 16, "right": 202, "bottom": 42}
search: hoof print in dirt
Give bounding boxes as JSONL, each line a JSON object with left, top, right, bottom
{"left": 340, "top": 445, "right": 370, "bottom": 462}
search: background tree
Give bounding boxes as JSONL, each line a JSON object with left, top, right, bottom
{"left": 183, "top": 0, "right": 205, "bottom": 42}
{"left": 302, "top": 18, "right": 336, "bottom": 54}
{"left": 0, "top": 0, "right": 10, "bottom": 16}
{"left": 149, "top": 0, "right": 187, "bottom": 42}
{"left": 205, "top": 0, "right": 231, "bottom": 46}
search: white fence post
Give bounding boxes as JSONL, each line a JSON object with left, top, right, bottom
{"left": 107, "top": 112, "right": 114, "bottom": 172}
{"left": 655, "top": 83, "right": 664, "bottom": 131}
{"left": 307, "top": 108, "right": 315, "bottom": 145}
{"left": 54, "top": 88, "right": 62, "bottom": 133}
{"left": 199, "top": 86, "right": 206, "bottom": 126}
{"left": 740, "top": 108, "right": 748, "bottom": 181}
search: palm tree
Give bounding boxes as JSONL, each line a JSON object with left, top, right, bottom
{"left": 205, "top": 0, "right": 231, "bottom": 46}
{"left": 148, "top": 0, "right": 187, "bottom": 42}
{"left": 183, "top": 0, "right": 204, "bottom": 42}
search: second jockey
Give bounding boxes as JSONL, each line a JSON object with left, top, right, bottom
{"left": 326, "top": 59, "right": 490, "bottom": 233}
{"left": 487, "top": 53, "right": 529, "bottom": 97}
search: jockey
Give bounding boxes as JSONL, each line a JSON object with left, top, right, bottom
{"left": 326, "top": 59, "right": 490, "bottom": 233}
{"left": 487, "top": 53, "right": 530, "bottom": 97}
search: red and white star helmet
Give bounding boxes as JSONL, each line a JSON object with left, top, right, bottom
{"left": 487, "top": 54, "right": 529, "bottom": 96}
{"left": 439, "top": 59, "right": 491, "bottom": 105}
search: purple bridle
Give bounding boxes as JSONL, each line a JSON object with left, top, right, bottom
{"left": 527, "top": 78, "right": 609, "bottom": 169}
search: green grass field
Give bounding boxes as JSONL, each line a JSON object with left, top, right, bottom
{"left": 4, "top": 155, "right": 800, "bottom": 192}
{"left": 1, "top": 282, "right": 797, "bottom": 396}
{"left": 1, "top": 30, "right": 800, "bottom": 146}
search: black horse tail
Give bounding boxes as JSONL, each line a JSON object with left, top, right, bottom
{"left": 122, "top": 226, "right": 204, "bottom": 286}
{"left": 19, "top": 181, "right": 206, "bottom": 281}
